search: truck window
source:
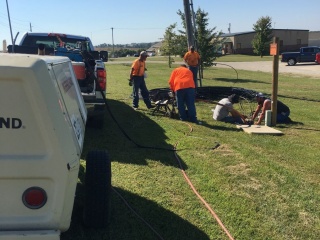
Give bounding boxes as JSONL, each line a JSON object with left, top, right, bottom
{"left": 302, "top": 48, "right": 311, "bottom": 53}
{"left": 21, "top": 35, "right": 88, "bottom": 50}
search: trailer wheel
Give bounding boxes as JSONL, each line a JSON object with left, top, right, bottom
{"left": 83, "top": 150, "right": 111, "bottom": 228}
{"left": 287, "top": 58, "right": 296, "bottom": 66}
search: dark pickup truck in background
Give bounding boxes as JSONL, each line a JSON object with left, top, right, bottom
{"left": 281, "top": 46, "right": 320, "bottom": 66}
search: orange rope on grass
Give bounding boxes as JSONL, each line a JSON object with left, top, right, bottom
{"left": 175, "top": 122, "right": 234, "bottom": 240}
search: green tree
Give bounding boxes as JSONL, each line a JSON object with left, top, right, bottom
{"left": 252, "top": 16, "right": 273, "bottom": 57}
{"left": 194, "top": 8, "right": 223, "bottom": 68}
{"left": 162, "top": 8, "right": 222, "bottom": 71}
{"left": 160, "top": 23, "right": 186, "bottom": 67}
{"left": 177, "top": 8, "right": 223, "bottom": 68}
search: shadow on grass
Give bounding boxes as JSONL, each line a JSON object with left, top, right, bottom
{"left": 211, "top": 77, "right": 269, "bottom": 85}
{"left": 61, "top": 168, "right": 210, "bottom": 240}
{"left": 277, "top": 121, "right": 320, "bottom": 131}
{"left": 201, "top": 121, "right": 243, "bottom": 132}
{"left": 82, "top": 99, "right": 185, "bottom": 168}
{"left": 278, "top": 94, "right": 320, "bottom": 103}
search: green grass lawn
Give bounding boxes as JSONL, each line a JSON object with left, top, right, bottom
{"left": 61, "top": 58, "right": 320, "bottom": 240}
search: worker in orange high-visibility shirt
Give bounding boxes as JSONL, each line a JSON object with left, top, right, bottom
{"left": 169, "top": 64, "right": 201, "bottom": 124}
{"left": 183, "top": 46, "right": 200, "bottom": 88}
{"left": 129, "top": 51, "right": 154, "bottom": 110}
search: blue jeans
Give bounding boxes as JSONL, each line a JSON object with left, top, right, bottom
{"left": 188, "top": 66, "right": 198, "bottom": 88}
{"left": 132, "top": 76, "right": 152, "bottom": 108}
{"left": 277, "top": 111, "right": 290, "bottom": 123}
{"left": 176, "top": 88, "right": 197, "bottom": 122}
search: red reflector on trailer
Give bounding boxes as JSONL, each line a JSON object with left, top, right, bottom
{"left": 22, "top": 187, "right": 47, "bottom": 209}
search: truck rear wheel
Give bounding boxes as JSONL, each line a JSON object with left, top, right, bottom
{"left": 83, "top": 150, "right": 111, "bottom": 228}
{"left": 287, "top": 58, "right": 296, "bottom": 66}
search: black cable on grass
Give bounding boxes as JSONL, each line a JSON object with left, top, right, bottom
{"left": 213, "top": 62, "right": 238, "bottom": 80}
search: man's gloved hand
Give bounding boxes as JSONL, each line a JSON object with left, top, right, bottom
{"left": 128, "top": 79, "right": 133, "bottom": 86}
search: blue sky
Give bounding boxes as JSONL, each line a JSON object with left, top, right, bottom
{"left": 0, "top": 0, "right": 319, "bottom": 47}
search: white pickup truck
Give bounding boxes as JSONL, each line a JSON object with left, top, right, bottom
{"left": 0, "top": 53, "right": 111, "bottom": 240}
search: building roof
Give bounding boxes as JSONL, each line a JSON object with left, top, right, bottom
{"left": 147, "top": 42, "right": 162, "bottom": 52}
{"left": 222, "top": 29, "right": 309, "bottom": 37}
{"left": 222, "top": 31, "right": 255, "bottom": 37}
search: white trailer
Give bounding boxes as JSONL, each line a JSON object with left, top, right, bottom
{"left": 0, "top": 53, "right": 111, "bottom": 240}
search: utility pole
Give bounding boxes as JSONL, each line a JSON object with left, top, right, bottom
{"left": 183, "top": 0, "right": 194, "bottom": 48}
{"left": 6, "top": 0, "right": 14, "bottom": 52}
{"left": 111, "top": 27, "right": 114, "bottom": 58}
{"left": 30, "top": 22, "right": 32, "bottom": 32}
{"left": 183, "top": 0, "right": 202, "bottom": 87}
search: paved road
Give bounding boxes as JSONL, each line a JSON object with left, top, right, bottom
{"left": 215, "top": 61, "right": 320, "bottom": 78}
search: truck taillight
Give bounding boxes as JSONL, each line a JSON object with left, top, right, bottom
{"left": 97, "top": 69, "right": 106, "bottom": 91}
{"left": 22, "top": 187, "right": 47, "bottom": 209}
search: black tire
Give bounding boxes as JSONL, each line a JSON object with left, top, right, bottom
{"left": 287, "top": 58, "right": 296, "bottom": 66}
{"left": 83, "top": 150, "right": 111, "bottom": 228}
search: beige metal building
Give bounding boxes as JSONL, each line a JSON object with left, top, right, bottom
{"left": 221, "top": 29, "right": 309, "bottom": 54}
{"left": 309, "top": 31, "right": 320, "bottom": 46}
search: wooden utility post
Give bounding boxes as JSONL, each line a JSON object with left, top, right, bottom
{"left": 270, "top": 37, "right": 280, "bottom": 126}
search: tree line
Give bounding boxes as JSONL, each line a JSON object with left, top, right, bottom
{"left": 96, "top": 8, "right": 273, "bottom": 61}
{"left": 95, "top": 43, "right": 156, "bottom": 58}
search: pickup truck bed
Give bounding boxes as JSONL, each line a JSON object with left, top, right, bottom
{"left": 8, "top": 32, "right": 108, "bottom": 129}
